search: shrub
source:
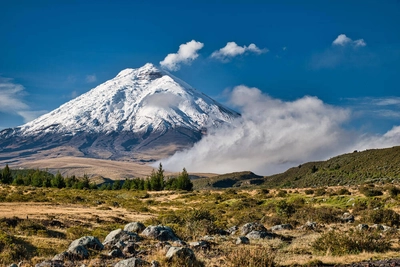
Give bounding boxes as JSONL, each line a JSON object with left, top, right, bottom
{"left": 385, "top": 185, "right": 400, "bottom": 198}
{"left": 224, "top": 246, "right": 276, "bottom": 267}
{"left": 362, "top": 209, "right": 400, "bottom": 227}
{"left": 312, "top": 230, "right": 391, "bottom": 256}
{"left": 276, "top": 190, "right": 287, "bottom": 197}
{"left": 304, "top": 189, "right": 314, "bottom": 195}
{"left": 314, "top": 188, "right": 326, "bottom": 197}
{"left": 336, "top": 188, "right": 351, "bottom": 195}
{"left": 359, "top": 186, "right": 383, "bottom": 197}
{"left": 0, "top": 230, "right": 36, "bottom": 264}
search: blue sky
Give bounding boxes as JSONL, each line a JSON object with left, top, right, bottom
{"left": 1, "top": 0, "right": 400, "bottom": 134}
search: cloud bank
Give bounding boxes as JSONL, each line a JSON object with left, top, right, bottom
{"left": 211, "top": 42, "right": 268, "bottom": 61}
{"left": 160, "top": 40, "right": 204, "bottom": 71}
{"left": 0, "top": 77, "right": 46, "bottom": 123}
{"left": 160, "top": 86, "right": 400, "bottom": 175}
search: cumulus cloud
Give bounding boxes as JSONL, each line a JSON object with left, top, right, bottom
{"left": 159, "top": 86, "right": 400, "bottom": 175}
{"left": 0, "top": 77, "right": 46, "bottom": 123}
{"left": 211, "top": 42, "right": 268, "bottom": 61}
{"left": 160, "top": 40, "right": 204, "bottom": 71}
{"left": 85, "top": 74, "right": 97, "bottom": 83}
{"left": 332, "top": 34, "right": 366, "bottom": 47}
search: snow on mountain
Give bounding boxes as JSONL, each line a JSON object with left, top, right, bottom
{"left": 0, "top": 63, "right": 239, "bottom": 161}
{"left": 20, "top": 63, "right": 238, "bottom": 135}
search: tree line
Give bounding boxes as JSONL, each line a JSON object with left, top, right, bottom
{"left": 0, "top": 163, "right": 193, "bottom": 191}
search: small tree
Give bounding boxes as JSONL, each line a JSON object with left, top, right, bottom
{"left": 1, "top": 164, "right": 12, "bottom": 184}
{"left": 177, "top": 168, "right": 193, "bottom": 191}
{"left": 52, "top": 171, "right": 65, "bottom": 188}
{"left": 150, "top": 163, "right": 165, "bottom": 191}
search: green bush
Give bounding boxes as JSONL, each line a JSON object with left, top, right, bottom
{"left": 312, "top": 230, "right": 391, "bottom": 256}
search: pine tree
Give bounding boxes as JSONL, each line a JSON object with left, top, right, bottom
{"left": 177, "top": 168, "right": 193, "bottom": 191}
{"left": 52, "top": 171, "right": 65, "bottom": 188}
{"left": 1, "top": 164, "right": 12, "bottom": 184}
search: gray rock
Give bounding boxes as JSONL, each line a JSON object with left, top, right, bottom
{"left": 370, "top": 224, "right": 385, "bottom": 231}
{"left": 52, "top": 251, "right": 70, "bottom": 261}
{"left": 67, "top": 245, "right": 89, "bottom": 260}
{"left": 340, "top": 212, "right": 355, "bottom": 223}
{"left": 103, "top": 229, "right": 141, "bottom": 248}
{"left": 114, "top": 257, "right": 150, "bottom": 267}
{"left": 35, "top": 261, "right": 64, "bottom": 267}
{"left": 109, "top": 248, "right": 124, "bottom": 258}
{"left": 240, "top": 222, "right": 267, "bottom": 235}
{"left": 68, "top": 236, "right": 103, "bottom": 251}
{"left": 150, "top": 261, "right": 160, "bottom": 267}
{"left": 189, "top": 240, "right": 210, "bottom": 250}
{"left": 301, "top": 221, "right": 317, "bottom": 230}
{"left": 8, "top": 264, "right": 18, "bottom": 267}
{"left": 245, "top": 230, "right": 274, "bottom": 240}
{"left": 122, "top": 241, "right": 138, "bottom": 255}
{"left": 356, "top": 224, "right": 369, "bottom": 231}
{"left": 236, "top": 236, "right": 250, "bottom": 244}
{"left": 271, "top": 224, "right": 293, "bottom": 231}
{"left": 227, "top": 225, "right": 238, "bottom": 235}
{"left": 124, "top": 222, "right": 146, "bottom": 233}
{"left": 142, "top": 225, "right": 179, "bottom": 241}
{"left": 166, "top": 246, "right": 196, "bottom": 263}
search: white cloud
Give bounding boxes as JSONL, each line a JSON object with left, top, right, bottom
{"left": 159, "top": 86, "right": 400, "bottom": 175}
{"left": 17, "top": 110, "right": 48, "bottom": 123}
{"left": 0, "top": 77, "right": 46, "bottom": 123}
{"left": 160, "top": 40, "right": 204, "bottom": 71}
{"left": 211, "top": 42, "right": 268, "bottom": 61}
{"left": 332, "top": 34, "right": 366, "bottom": 47}
{"left": 85, "top": 74, "right": 97, "bottom": 83}
{"left": 0, "top": 77, "right": 29, "bottom": 113}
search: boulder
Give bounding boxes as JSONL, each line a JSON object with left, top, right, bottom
{"left": 67, "top": 245, "right": 89, "bottom": 260}
{"left": 166, "top": 246, "right": 196, "bottom": 263}
{"left": 245, "top": 230, "right": 274, "bottom": 240}
{"left": 68, "top": 236, "right": 103, "bottom": 251}
{"left": 301, "top": 221, "right": 317, "bottom": 230}
{"left": 240, "top": 222, "right": 267, "bottom": 235}
{"left": 189, "top": 240, "right": 210, "bottom": 250}
{"left": 142, "top": 225, "right": 179, "bottom": 241}
{"left": 340, "top": 212, "right": 355, "bottom": 223}
{"left": 52, "top": 251, "right": 70, "bottom": 261}
{"left": 271, "top": 224, "right": 293, "bottom": 231}
{"left": 121, "top": 241, "right": 138, "bottom": 255}
{"left": 226, "top": 225, "right": 238, "bottom": 235}
{"left": 8, "top": 264, "right": 18, "bottom": 267}
{"left": 370, "top": 224, "right": 385, "bottom": 231}
{"left": 124, "top": 222, "right": 146, "bottom": 233}
{"left": 103, "top": 229, "right": 141, "bottom": 248}
{"left": 356, "top": 224, "right": 369, "bottom": 231}
{"left": 114, "top": 257, "right": 150, "bottom": 267}
{"left": 150, "top": 261, "right": 160, "bottom": 267}
{"left": 236, "top": 236, "right": 250, "bottom": 244}
{"left": 109, "top": 248, "right": 124, "bottom": 258}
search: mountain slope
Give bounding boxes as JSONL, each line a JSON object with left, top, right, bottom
{"left": 0, "top": 63, "right": 239, "bottom": 162}
{"left": 263, "top": 146, "right": 400, "bottom": 188}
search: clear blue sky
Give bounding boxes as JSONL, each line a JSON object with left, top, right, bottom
{"left": 1, "top": 0, "right": 399, "bottom": 134}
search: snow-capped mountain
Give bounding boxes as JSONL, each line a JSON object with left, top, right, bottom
{"left": 0, "top": 63, "right": 239, "bottom": 161}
